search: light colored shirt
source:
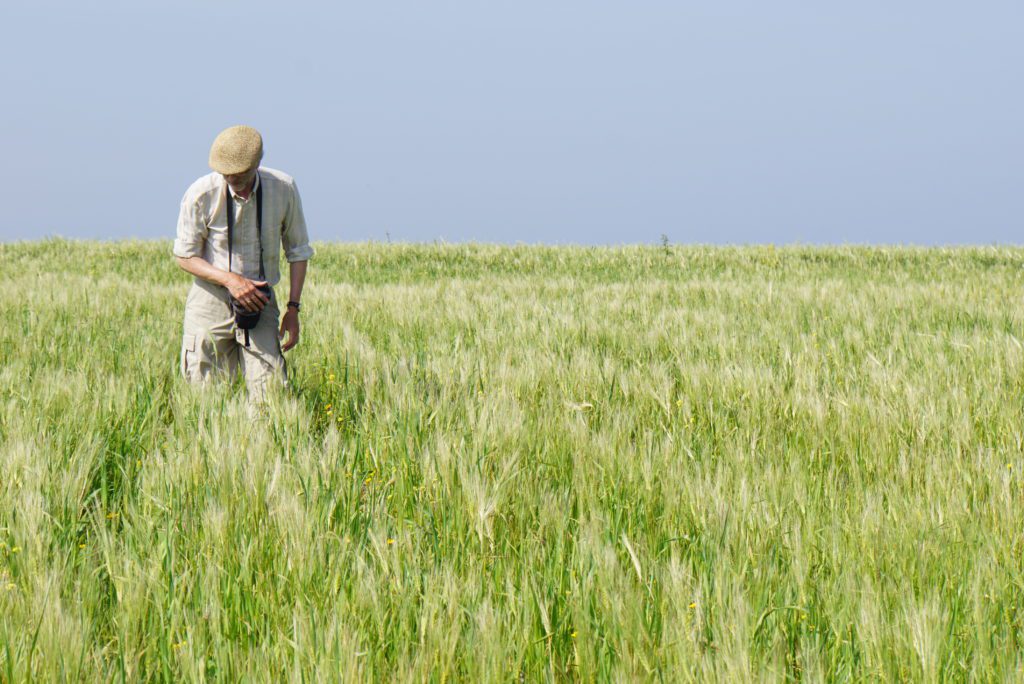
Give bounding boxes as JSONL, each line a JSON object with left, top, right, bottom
{"left": 173, "top": 166, "right": 314, "bottom": 286}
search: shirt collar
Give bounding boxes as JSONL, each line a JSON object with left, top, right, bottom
{"left": 227, "top": 169, "right": 261, "bottom": 201}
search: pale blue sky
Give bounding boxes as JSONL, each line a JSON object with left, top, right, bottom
{"left": 1, "top": 1, "right": 1021, "bottom": 245}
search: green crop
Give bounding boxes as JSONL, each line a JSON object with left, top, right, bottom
{"left": 1, "top": 239, "right": 1023, "bottom": 681}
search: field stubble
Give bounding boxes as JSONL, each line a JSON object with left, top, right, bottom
{"left": 1, "top": 240, "right": 1024, "bottom": 681}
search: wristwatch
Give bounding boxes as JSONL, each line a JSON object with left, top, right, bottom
{"left": 287, "top": 301, "right": 301, "bottom": 312}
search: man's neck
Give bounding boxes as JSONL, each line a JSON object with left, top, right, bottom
{"left": 234, "top": 178, "right": 255, "bottom": 200}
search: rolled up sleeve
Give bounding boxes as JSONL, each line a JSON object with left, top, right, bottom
{"left": 282, "top": 181, "right": 315, "bottom": 262}
{"left": 173, "top": 194, "right": 207, "bottom": 259}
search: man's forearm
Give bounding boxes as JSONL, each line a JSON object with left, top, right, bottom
{"left": 176, "top": 255, "right": 230, "bottom": 287}
{"left": 288, "top": 260, "right": 308, "bottom": 304}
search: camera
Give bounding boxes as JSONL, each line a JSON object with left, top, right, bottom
{"left": 231, "top": 282, "right": 272, "bottom": 331}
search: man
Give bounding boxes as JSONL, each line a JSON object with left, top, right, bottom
{"left": 173, "top": 125, "right": 313, "bottom": 404}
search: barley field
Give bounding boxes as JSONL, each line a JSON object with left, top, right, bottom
{"left": 1, "top": 240, "right": 1023, "bottom": 681}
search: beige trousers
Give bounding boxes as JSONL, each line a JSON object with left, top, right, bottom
{"left": 180, "top": 279, "right": 287, "bottom": 404}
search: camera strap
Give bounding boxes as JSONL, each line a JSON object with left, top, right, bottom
{"left": 226, "top": 173, "right": 265, "bottom": 348}
{"left": 226, "top": 172, "right": 265, "bottom": 279}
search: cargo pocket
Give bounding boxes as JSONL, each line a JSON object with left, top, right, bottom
{"left": 181, "top": 333, "right": 197, "bottom": 380}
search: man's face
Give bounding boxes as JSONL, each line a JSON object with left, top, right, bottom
{"left": 223, "top": 166, "right": 258, "bottom": 195}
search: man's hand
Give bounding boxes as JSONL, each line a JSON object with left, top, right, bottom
{"left": 279, "top": 308, "right": 300, "bottom": 351}
{"left": 223, "top": 273, "right": 270, "bottom": 312}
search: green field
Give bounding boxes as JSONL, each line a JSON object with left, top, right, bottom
{"left": 2, "top": 240, "right": 1024, "bottom": 681}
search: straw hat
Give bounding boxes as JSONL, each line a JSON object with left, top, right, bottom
{"left": 208, "top": 125, "right": 263, "bottom": 175}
